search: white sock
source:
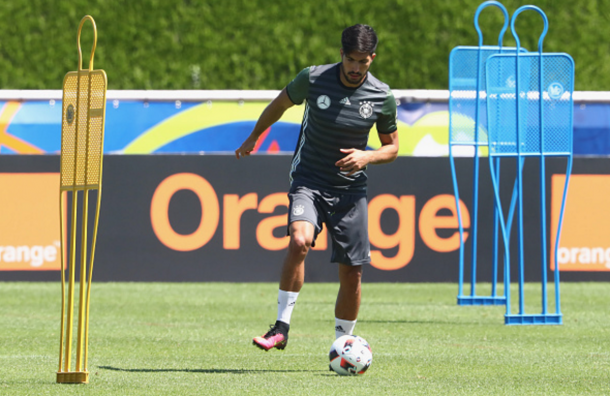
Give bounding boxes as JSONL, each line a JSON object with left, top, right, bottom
{"left": 277, "top": 290, "right": 299, "bottom": 325}
{"left": 335, "top": 318, "right": 357, "bottom": 339}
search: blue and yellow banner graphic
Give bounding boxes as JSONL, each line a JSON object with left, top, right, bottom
{"left": 0, "top": 97, "right": 606, "bottom": 155}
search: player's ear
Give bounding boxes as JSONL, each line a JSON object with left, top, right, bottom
{"left": 340, "top": 48, "right": 344, "bottom": 58}
{"left": 371, "top": 53, "right": 376, "bottom": 61}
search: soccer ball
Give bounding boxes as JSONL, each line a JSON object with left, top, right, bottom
{"left": 329, "top": 335, "right": 372, "bottom": 375}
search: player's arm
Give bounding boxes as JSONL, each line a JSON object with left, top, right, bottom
{"left": 236, "top": 67, "right": 310, "bottom": 159}
{"left": 336, "top": 131, "right": 398, "bottom": 176}
{"left": 235, "top": 88, "right": 294, "bottom": 159}
{"left": 368, "top": 130, "right": 399, "bottom": 165}
{"left": 336, "top": 90, "right": 399, "bottom": 175}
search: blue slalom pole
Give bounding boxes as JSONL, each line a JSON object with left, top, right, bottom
{"left": 471, "top": 0, "right": 510, "bottom": 299}
{"left": 510, "top": 5, "right": 549, "bottom": 317}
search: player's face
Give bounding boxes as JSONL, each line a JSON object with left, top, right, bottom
{"left": 340, "top": 50, "right": 376, "bottom": 86}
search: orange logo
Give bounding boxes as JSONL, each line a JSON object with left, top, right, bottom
{"left": 150, "top": 173, "right": 220, "bottom": 252}
{"left": 0, "top": 173, "right": 63, "bottom": 271}
{"left": 151, "top": 174, "right": 470, "bottom": 271}
{"left": 551, "top": 174, "right": 610, "bottom": 271}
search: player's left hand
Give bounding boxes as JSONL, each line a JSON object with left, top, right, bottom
{"left": 336, "top": 148, "right": 369, "bottom": 176}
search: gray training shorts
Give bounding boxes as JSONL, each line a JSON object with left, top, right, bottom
{"left": 287, "top": 184, "right": 371, "bottom": 266}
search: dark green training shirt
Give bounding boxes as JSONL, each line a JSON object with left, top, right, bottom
{"left": 286, "top": 63, "right": 397, "bottom": 193}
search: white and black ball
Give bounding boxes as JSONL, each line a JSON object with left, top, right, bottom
{"left": 329, "top": 335, "right": 372, "bottom": 376}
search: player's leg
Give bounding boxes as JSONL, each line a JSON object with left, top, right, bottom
{"left": 253, "top": 221, "right": 315, "bottom": 351}
{"left": 326, "top": 193, "right": 369, "bottom": 339}
{"left": 279, "top": 220, "right": 315, "bottom": 292}
{"left": 335, "top": 263, "right": 363, "bottom": 338}
{"left": 253, "top": 186, "right": 322, "bottom": 351}
{"left": 272, "top": 220, "right": 315, "bottom": 340}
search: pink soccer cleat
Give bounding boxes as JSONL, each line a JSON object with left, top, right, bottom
{"left": 253, "top": 324, "right": 288, "bottom": 351}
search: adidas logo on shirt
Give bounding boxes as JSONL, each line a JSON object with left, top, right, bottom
{"left": 339, "top": 97, "right": 351, "bottom": 106}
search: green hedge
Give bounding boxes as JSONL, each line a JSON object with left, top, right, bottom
{"left": 0, "top": 0, "right": 607, "bottom": 90}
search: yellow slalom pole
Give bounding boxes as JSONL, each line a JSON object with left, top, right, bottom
{"left": 58, "top": 190, "right": 66, "bottom": 373}
{"left": 76, "top": 40, "right": 94, "bottom": 371}
{"left": 64, "top": 188, "right": 79, "bottom": 372}
{"left": 84, "top": 187, "right": 102, "bottom": 371}
{"left": 57, "top": 14, "right": 107, "bottom": 384}
{"left": 75, "top": 187, "right": 89, "bottom": 372}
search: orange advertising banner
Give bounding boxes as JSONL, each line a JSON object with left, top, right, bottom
{"left": 551, "top": 174, "right": 610, "bottom": 272}
{"left": 0, "top": 173, "right": 63, "bottom": 271}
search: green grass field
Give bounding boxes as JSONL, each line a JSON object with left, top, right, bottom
{"left": 1, "top": 282, "right": 608, "bottom": 395}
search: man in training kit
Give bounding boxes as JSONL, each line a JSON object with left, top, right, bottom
{"left": 235, "top": 24, "right": 399, "bottom": 351}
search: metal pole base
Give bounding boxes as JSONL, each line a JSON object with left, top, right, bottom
{"left": 56, "top": 371, "right": 89, "bottom": 384}
{"left": 504, "top": 313, "right": 562, "bottom": 325}
{"left": 457, "top": 296, "right": 506, "bottom": 306}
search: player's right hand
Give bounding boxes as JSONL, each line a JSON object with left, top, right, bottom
{"left": 235, "top": 138, "right": 257, "bottom": 159}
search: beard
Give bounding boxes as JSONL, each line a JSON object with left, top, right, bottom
{"left": 340, "top": 64, "right": 367, "bottom": 85}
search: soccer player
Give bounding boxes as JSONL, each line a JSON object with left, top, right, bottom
{"left": 235, "top": 24, "right": 399, "bottom": 351}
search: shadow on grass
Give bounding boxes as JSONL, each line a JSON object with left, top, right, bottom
{"left": 359, "top": 319, "right": 478, "bottom": 325}
{"left": 99, "top": 366, "right": 325, "bottom": 374}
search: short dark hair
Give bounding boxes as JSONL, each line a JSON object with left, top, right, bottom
{"left": 341, "top": 24, "right": 378, "bottom": 55}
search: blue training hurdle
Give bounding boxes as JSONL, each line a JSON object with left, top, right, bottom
{"left": 485, "top": 5, "right": 574, "bottom": 325}
{"left": 449, "top": 1, "right": 520, "bottom": 307}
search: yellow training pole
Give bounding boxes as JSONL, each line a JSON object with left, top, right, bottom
{"left": 75, "top": 41, "right": 94, "bottom": 372}
{"left": 64, "top": 182, "right": 79, "bottom": 372}
{"left": 58, "top": 190, "right": 66, "bottom": 373}
{"left": 84, "top": 186, "right": 103, "bottom": 370}
{"left": 57, "top": 15, "right": 107, "bottom": 384}
{"left": 75, "top": 189, "right": 89, "bottom": 372}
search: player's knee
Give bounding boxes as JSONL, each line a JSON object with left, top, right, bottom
{"left": 289, "top": 234, "right": 312, "bottom": 255}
